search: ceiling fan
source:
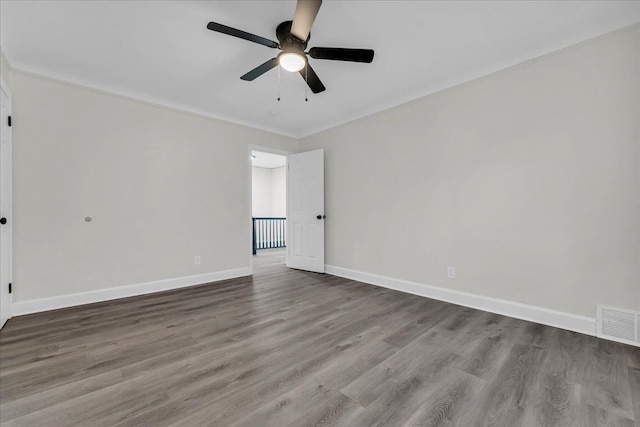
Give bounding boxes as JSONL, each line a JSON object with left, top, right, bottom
{"left": 206, "top": 0, "right": 374, "bottom": 94}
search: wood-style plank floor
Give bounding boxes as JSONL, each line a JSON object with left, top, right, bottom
{"left": 1, "top": 249, "right": 638, "bottom": 426}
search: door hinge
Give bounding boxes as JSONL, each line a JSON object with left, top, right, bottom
{"left": 7, "top": 116, "right": 11, "bottom": 127}
{"left": 8, "top": 283, "right": 12, "bottom": 294}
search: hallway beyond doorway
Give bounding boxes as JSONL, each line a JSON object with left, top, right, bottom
{"left": 253, "top": 248, "right": 285, "bottom": 272}
{"left": 251, "top": 149, "right": 287, "bottom": 265}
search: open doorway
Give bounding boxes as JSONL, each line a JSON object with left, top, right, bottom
{"left": 251, "top": 149, "right": 287, "bottom": 271}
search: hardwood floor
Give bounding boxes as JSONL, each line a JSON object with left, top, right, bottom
{"left": 1, "top": 248, "right": 638, "bottom": 426}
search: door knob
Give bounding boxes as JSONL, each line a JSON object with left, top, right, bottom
{"left": 316, "top": 215, "right": 326, "bottom": 220}
{"left": 0, "top": 217, "right": 6, "bottom": 225}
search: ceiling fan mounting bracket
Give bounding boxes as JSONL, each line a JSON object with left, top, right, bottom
{"left": 276, "top": 21, "right": 309, "bottom": 51}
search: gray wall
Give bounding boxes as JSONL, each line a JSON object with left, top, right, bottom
{"left": 10, "top": 71, "right": 297, "bottom": 302}
{"left": 252, "top": 166, "right": 286, "bottom": 217}
{"left": 301, "top": 25, "right": 640, "bottom": 318}
{"left": 5, "top": 25, "right": 639, "bottom": 317}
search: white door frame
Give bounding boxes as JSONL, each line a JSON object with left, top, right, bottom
{"left": 0, "top": 77, "right": 13, "bottom": 328}
{"left": 247, "top": 144, "right": 291, "bottom": 275}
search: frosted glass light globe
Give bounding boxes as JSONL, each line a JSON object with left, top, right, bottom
{"left": 279, "top": 53, "right": 306, "bottom": 72}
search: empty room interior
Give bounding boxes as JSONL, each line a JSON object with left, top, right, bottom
{"left": 0, "top": 1, "right": 639, "bottom": 426}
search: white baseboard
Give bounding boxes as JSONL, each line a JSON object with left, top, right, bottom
{"left": 11, "top": 264, "right": 597, "bottom": 337}
{"left": 326, "top": 265, "right": 596, "bottom": 336}
{"left": 11, "top": 267, "right": 251, "bottom": 316}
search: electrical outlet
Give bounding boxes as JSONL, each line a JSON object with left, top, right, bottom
{"left": 447, "top": 266, "right": 456, "bottom": 279}
{"left": 194, "top": 255, "right": 201, "bottom": 265}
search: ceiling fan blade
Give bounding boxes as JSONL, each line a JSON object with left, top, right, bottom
{"left": 309, "top": 47, "right": 374, "bottom": 63}
{"left": 207, "top": 22, "right": 279, "bottom": 49}
{"left": 241, "top": 58, "right": 279, "bottom": 81}
{"left": 299, "top": 64, "right": 326, "bottom": 93}
{"left": 290, "top": 0, "right": 322, "bottom": 42}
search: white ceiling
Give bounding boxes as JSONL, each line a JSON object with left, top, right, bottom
{"left": 1, "top": 1, "right": 638, "bottom": 138}
{"left": 251, "top": 151, "right": 286, "bottom": 169}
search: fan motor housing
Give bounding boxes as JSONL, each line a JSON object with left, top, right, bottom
{"left": 276, "top": 21, "right": 309, "bottom": 50}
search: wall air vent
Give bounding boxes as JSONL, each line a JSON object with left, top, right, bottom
{"left": 597, "top": 305, "right": 639, "bottom": 347}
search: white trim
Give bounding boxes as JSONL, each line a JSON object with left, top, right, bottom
{"left": 0, "top": 76, "right": 13, "bottom": 328}
{"left": 11, "top": 267, "right": 250, "bottom": 316}
{"left": 10, "top": 68, "right": 299, "bottom": 139}
{"left": 326, "top": 265, "right": 596, "bottom": 336}
{"left": 299, "top": 24, "right": 640, "bottom": 139}
{"left": 8, "top": 25, "right": 639, "bottom": 140}
{"left": 248, "top": 145, "right": 292, "bottom": 158}
{"left": 0, "top": 78, "right": 11, "bottom": 102}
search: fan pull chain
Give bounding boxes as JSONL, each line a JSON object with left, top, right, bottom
{"left": 277, "top": 64, "right": 281, "bottom": 101}
{"left": 305, "top": 62, "right": 308, "bottom": 102}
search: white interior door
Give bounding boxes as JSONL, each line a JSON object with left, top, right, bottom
{"left": 286, "top": 149, "right": 324, "bottom": 273}
{"left": 0, "top": 78, "right": 12, "bottom": 329}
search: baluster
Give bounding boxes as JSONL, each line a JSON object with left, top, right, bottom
{"left": 252, "top": 217, "right": 256, "bottom": 255}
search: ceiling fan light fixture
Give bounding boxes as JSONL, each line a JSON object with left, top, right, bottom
{"left": 206, "top": 0, "right": 373, "bottom": 94}
{"left": 279, "top": 52, "right": 306, "bottom": 72}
